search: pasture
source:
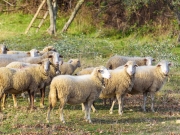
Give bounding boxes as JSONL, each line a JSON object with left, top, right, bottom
{"left": 0, "top": 35, "right": 180, "bottom": 135}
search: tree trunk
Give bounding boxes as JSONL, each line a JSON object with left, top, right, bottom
{"left": 47, "top": 0, "right": 57, "bottom": 35}
{"left": 61, "top": 0, "right": 84, "bottom": 33}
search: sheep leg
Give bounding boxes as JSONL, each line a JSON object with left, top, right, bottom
{"left": 116, "top": 94, "right": 123, "bottom": 116}
{"left": 1, "top": 94, "right": 7, "bottom": 110}
{"left": 12, "top": 94, "right": 17, "bottom": 108}
{"left": 142, "top": 92, "right": 147, "bottom": 112}
{"left": 83, "top": 103, "right": 88, "bottom": 120}
{"left": 91, "top": 102, "right": 96, "bottom": 113}
{"left": 150, "top": 92, "right": 155, "bottom": 112}
{"left": 81, "top": 103, "right": 85, "bottom": 112}
{"left": 40, "top": 87, "right": 45, "bottom": 108}
{"left": 87, "top": 102, "right": 92, "bottom": 123}
{"left": 28, "top": 91, "right": 35, "bottom": 110}
{"left": 46, "top": 104, "right": 53, "bottom": 123}
{"left": 109, "top": 97, "right": 117, "bottom": 114}
{"left": 59, "top": 99, "right": 66, "bottom": 123}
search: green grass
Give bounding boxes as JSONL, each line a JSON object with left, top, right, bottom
{"left": 0, "top": 13, "right": 180, "bottom": 134}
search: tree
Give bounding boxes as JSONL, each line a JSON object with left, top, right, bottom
{"left": 61, "top": 0, "right": 84, "bottom": 33}
{"left": 47, "top": 0, "right": 57, "bottom": 35}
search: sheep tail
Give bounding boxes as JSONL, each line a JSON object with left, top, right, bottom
{"left": 48, "top": 84, "right": 58, "bottom": 108}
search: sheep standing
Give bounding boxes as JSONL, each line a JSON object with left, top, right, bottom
{"left": 2, "top": 52, "right": 63, "bottom": 109}
{"left": 110, "top": 60, "right": 171, "bottom": 112}
{"left": 106, "top": 55, "right": 155, "bottom": 69}
{"left": 60, "top": 59, "right": 81, "bottom": 75}
{"left": 46, "top": 66, "right": 111, "bottom": 123}
{"left": 0, "top": 58, "right": 52, "bottom": 112}
{"left": 81, "top": 61, "right": 137, "bottom": 115}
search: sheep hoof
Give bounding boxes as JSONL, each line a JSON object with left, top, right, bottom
{"left": 46, "top": 119, "right": 50, "bottom": 123}
{"left": 40, "top": 104, "right": 45, "bottom": 108}
{"left": 62, "top": 121, "right": 65, "bottom": 124}
{"left": 109, "top": 111, "right": 113, "bottom": 114}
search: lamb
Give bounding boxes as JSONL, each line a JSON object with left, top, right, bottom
{"left": 0, "top": 58, "right": 52, "bottom": 112}
{"left": 106, "top": 55, "right": 155, "bottom": 69}
{"left": 2, "top": 52, "right": 63, "bottom": 109}
{"left": 0, "top": 44, "right": 9, "bottom": 54}
{"left": 60, "top": 59, "right": 81, "bottom": 75}
{"left": 46, "top": 66, "right": 111, "bottom": 123}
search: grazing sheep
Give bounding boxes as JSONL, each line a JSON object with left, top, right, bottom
{"left": 0, "top": 44, "right": 9, "bottom": 54}
{"left": 0, "top": 58, "right": 52, "bottom": 112}
{"left": 60, "top": 59, "right": 81, "bottom": 75}
{"left": 46, "top": 66, "right": 111, "bottom": 123}
{"left": 106, "top": 55, "right": 155, "bottom": 69}
{"left": 2, "top": 52, "right": 63, "bottom": 109}
{"left": 110, "top": 60, "right": 171, "bottom": 112}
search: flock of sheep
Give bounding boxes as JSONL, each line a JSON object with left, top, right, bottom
{"left": 0, "top": 44, "right": 171, "bottom": 124}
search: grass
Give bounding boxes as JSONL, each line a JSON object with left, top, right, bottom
{"left": 0, "top": 13, "right": 180, "bottom": 134}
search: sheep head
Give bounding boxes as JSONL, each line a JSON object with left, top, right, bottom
{"left": 124, "top": 61, "right": 138, "bottom": 76}
{"left": 157, "top": 60, "right": 171, "bottom": 76}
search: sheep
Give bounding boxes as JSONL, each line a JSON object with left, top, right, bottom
{"left": 0, "top": 44, "right": 9, "bottom": 54}
{"left": 2, "top": 52, "right": 63, "bottom": 109}
{"left": 110, "top": 60, "right": 171, "bottom": 113}
{"left": 39, "top": 46, "right": 57, "bottom": 55}
{"left": 106, "top": 55, "right": 155, "bottom": 69}
{"left": 60, "top": 59, "right": 81, "bottom": 75}
{"left": 0, "top": 58, "right": 52, "bottom": 112}
{"left": 81, "top": 61, "right": 137, "bottom": 115}
{"left": 46, "top": 66, "right": 111, "bottom": 123}
{"left": 76, "top": 67, "right": 95, "bottom": 76}
{"left": 0, "top": 51, "right": 57, "bottom": 67}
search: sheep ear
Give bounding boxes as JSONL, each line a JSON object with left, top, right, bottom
{"left": 48, "top": 55, "right": 53, "bottom": 58}
{"left": 59, "top": 55, "right": 63, "bottom": 58}
{"left": 157, "top": 64, "right": 161, "bottom": 67}
{"left": 153, "top": 59, "right": 155, "bottom": 61}
{"left": 26, "top": 52, "right": 31, "bottom": 56}
{"left": 144, "top": 58, "right": 147, "bottom": 61}
{"left": 37, "top": 61, "right": 42, "bottom": 64}
{"left": 6, "top": 48, "right": 9, "bottom": 51}
{"left": 135, "top": 64, "right": 138, "bottom": 67}
{"left": 124, "top": 64, "right": 128, "bottom": 67}
{"left": 168, "top": 62, "right": 171, "bottom": 66}
{"left": 68, "top": 59, "right": 73, "bottom": 63}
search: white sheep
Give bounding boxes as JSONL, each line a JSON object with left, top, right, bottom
{"left": 0, "top": 58, "right": 52, "bottom": 112}
{"left": 76, "top": 67, "right": 94, "bottom": 76}
{"left": 110, "top": 60, "right": 171, "bottom": 112}
{"left": 81, "top": 61, "right": 137, "bottom": 115}
{"left": 2, "top": 52, "right": 63, "bottom": 109}
{"left": 60, "top": 59, "right": 81, "bottom": 75}
{"left": 106, "top": 55, "right": 155, "bottom": 69}
{"left": 0, "top": 51, "right": 56, "bottom": 67}
{"left": 46, "top": 66, "right": 111, "bottom": 123}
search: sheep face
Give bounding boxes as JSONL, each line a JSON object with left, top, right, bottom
{"left": 145, "top": 57, "right": 155, "bottom": 66}
{"left": 124, "top": 61, "right": 137, "bottom": 76}
{"left": 38, "top": 58, "right": 51, "bottom": 75}
{"left": 1, "top": 44, "right": 9, "bottom": 54}
{"left": 157, "top": 60, "right": 171, "bottom": 76}
{"left": 49, "top": 52, "right": 63, "bottom": 74}
{"left": 29, "top": 49, "right": 39, "bottom": 57}
{"left": 98, "top": 66, "right": 111, "bottom": 79}
{"left": 68, "top": 59, "right": 81, "bottom": 67}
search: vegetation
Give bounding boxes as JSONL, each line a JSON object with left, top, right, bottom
{"left": 0, "top": 0, "right": 180, "bottom": 134}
